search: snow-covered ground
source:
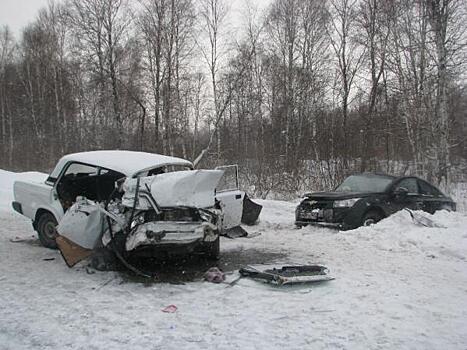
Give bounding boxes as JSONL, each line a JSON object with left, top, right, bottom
{"left": 1, "top": 169, "right": 467, "bottom": 349}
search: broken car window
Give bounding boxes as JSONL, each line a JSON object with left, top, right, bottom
{"left": 56, "top": 162, "right": 124, "bottom": 210}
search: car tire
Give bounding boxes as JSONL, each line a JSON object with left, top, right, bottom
{"left": 205, "top": 237, "right": 220, "bottom": 260}
{"left": 440, "top": 204, "right": 453, "bottom": 212}
{"left": 362, "top": 210, "right": 383, "bottom": 227}
{"left": 36, "top": 212, "right": 58, "bottom": 249}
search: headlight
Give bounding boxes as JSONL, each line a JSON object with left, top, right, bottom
{"left": 333, "top": 198, "right": 361, "bottom": 208}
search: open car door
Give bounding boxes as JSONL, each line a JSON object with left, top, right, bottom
{"left": 215, "top": 165, "right": 244, "bottom": 230}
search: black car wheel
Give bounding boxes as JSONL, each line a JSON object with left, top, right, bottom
{"left": 440, "top": 204, "right": 454, "bottom": 212}
{"left": 37, "top": 212, "right": 58, "bottom": 249}
{"left": 204, "top": 237, "right": 220, "bottom": 260}
{"left": 362, "top": 210, "right": 383, "bottom": 227}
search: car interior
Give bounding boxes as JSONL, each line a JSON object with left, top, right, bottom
{"left": 56, "top": 162, "right": 125, "bottom": 210}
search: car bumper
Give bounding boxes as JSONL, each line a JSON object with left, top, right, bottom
{"left": 295, "top": 220, "right": 343, "bottom": 229}
{"left": 128, "top": 240, "right": 214, "bottom": 258}
{"left": 295, "top": 205, "right": 350, "bottom": 229}
{"left": 125, "top": 221, "right": 219, "bottom": 252}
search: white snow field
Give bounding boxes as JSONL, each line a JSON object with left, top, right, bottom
{"left": 1, "top": 169, "right": 467, "bottom": 349}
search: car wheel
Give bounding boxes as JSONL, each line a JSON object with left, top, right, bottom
{"left": 440, "top": 204, "right": 453, "bottom": 212}
{"left": 205, "top": 237, "right": 220, "bottom": 260}
{"left": 362, "top": 210, "right": 383, "bottom": 227}
{"left": 37, "top": 212, "right": 58, "bottom": 249}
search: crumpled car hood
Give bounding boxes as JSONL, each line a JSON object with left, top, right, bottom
{"left": 122, "top": 170, "right": 224, "bottom": 209}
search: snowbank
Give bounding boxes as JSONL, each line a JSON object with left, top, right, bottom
{"left": 345, "top": 209, "right": 467, "bottom": 262}
{"left": 450, "top": 182, "right": 467, "bottom": 212}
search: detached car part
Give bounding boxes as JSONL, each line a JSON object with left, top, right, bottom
{"left": 239, "top": 265, "right": 334, "bottom": 286}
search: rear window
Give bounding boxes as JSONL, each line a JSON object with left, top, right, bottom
{"left": 64, "top": 163, "right": 98, "bottom": 176}
{"left": 419, "top": 180, "right": 443, "bottom": 197}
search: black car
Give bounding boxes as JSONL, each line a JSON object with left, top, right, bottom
{"left": 295, "top": 173, "right": 456, "bottom": 230}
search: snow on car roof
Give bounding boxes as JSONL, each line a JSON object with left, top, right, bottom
{"left": 49, "top": 150, "right": 193, "bottom": 178}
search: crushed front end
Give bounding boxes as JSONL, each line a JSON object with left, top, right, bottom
{"left": 56, "top": 170, "right": 225, "bottom": 269}
{"left": 295, "top": 197, "right": 350, "bottom": 230}
{"left": 105, "top": 170, "right": 225, "bottom": 259}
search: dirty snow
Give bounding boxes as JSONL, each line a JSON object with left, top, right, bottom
{"left": 1, "top": 170, "right": 467, "bottom": 349}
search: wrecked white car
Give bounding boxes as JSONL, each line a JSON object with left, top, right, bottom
{"left": 12, "top": 151, "right": 261, "bottom": 267}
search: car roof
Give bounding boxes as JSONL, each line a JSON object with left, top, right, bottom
{"left": 49, "top": 150, "right": 193, "bottom": 178}
{"left": 352, "top": 172, "right": 397, "bottom": 180}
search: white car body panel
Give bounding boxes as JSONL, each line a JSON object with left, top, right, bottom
{"left": 13, "top": 180, "right": 64, "bottom": 222}
{"left": 214, "top": 165, "right": 245, "bottom": 230}
{"left": 216, "top": 189, "right": 245, "bottom": 230}
{"left": 56, "top": 198, "right": 105, "bottom": 250}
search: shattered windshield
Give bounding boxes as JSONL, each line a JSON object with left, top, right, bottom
{"left": 335, "top": 175, "right": 393, "bottom": 193}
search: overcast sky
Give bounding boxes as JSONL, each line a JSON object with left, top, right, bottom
{"left": 0, "top": 0, "right": 49, "bottom": 36}
{"left": 0, "top": 0, "right": 271, "bottom": 38}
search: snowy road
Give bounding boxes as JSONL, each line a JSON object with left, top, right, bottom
{"left": 1, "top": 170, "right": 467, "bottom": 349}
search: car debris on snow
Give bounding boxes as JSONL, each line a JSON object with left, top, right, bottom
{"left": 161, "top": 305, "right": 178, "bottom": 313}
{"left": 238, "top": 265, "right": 334, "bottom": 286}
{"left": 404, "top": 208, "right": 447, "bottom": 228}
{"left": 203, "top": 267, "right": 226, "bottom": 283}
{"left": 223, "top": 226, "right": 248, "bottom": 239}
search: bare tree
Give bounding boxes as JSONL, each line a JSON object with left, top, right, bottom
{"left": 327, "top": 0, "right": 365, "bottom": 167}
{"left": 198, "top": 0, "right": 229, "bottom": 162}
{"left": 0, "top": 26, "right": 15, "bottom": 167}
{"left": 68, "top": 0, "right": 131, "bottom": 148}
{"left": 425, "top": 0, "right": 466, "bottom": 185}
{"left": 139, "top": 0, "right": 195, "bottom": 154}
{"left": 356, "top": 0, "right": 392, "bottom": 171}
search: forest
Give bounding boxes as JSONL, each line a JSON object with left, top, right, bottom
{"left": 0, "top": 0, "right": 466, "bottom": 197}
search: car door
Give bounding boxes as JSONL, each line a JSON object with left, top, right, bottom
{"left": 391, "top": 177, "right": 424, "bottom": 211}
{"left": 417, "top": 179, "right": 449, "bottom": 214}
{"left": 214, "top": 165, "right": 244, "bottom": 230}
{"left": 53, "top": 162, "right": 100, "bottom": 212}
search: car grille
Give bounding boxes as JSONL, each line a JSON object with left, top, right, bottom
{"left": 297, "top": 200, "right": 334, "bottom": 222}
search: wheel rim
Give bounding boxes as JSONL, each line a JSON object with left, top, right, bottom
{"left": 43, "top": 221, "right": 57, "bottom": 239}
{"left": 363, "top": 218, "right": 376, "bottom": 226}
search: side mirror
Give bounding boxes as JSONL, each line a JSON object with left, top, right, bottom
{"left": 393, "top": 187, "right": 409, "bottom": 198}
